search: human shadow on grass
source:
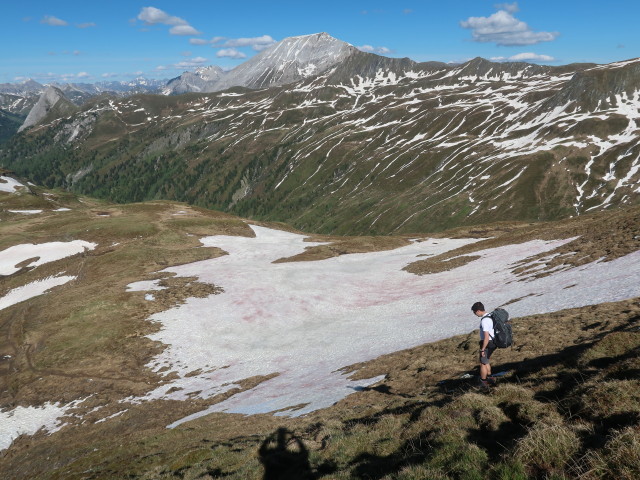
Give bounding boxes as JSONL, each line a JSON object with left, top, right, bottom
{"left": 349, "top": 383, "right": 413, "bottom": 398}
{"left": 487, "top": 316, "right": 640, "bottom": 401}
{"left": 258, "top": 427, "right": 337, "bottom": 480}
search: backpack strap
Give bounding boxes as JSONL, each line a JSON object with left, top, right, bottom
{"left": 482, "top": 312, "right": 495, "bottom": 341}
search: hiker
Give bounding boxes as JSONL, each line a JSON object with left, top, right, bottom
{"left": 471, "top": 301, "right": 496, "bottom": 387}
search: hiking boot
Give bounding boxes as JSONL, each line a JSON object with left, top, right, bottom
{"left": 478, "top": 379, "right": 491, "bottom": 389}
{"left": 486, "top": 376, "right": 497, "bottom": 385}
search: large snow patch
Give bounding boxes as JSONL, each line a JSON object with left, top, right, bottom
{"left": 127, "top": 225, "right": 640, "bottom": 425}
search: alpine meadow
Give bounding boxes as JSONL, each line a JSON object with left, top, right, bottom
{"left": 1, "top": 14, "right": 640, "bottom": 480}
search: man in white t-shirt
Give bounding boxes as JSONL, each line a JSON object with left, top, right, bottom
{"left": 471, "top": 301, "right": 496, "bottom": 387}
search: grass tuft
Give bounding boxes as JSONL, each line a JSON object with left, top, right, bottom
{"left": 586, "top": 425, "right": 640, "bottom": 480}
{"left": 514, "top": 424, "right": 580, "bottom": 475}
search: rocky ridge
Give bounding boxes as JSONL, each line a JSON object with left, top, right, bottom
{"left": 17, "top": 86, "right": 76, "bottom": 132}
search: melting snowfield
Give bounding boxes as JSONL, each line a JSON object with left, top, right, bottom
{"left": 1, "top": 225, "right": 639, "bottom": 449}
{"left": 0, "top": 241, "right": 96, "bottom": 276}
{"left": 126, "top": 226, "right": 640, "bottom": 426}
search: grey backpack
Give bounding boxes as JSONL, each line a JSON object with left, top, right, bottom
{"left": 490, "top": 308, "right": 513, "bottom": 348}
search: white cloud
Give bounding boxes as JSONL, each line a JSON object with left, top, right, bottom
{"left": 41, "top": 15, "right": 68, "bottom": 26}
{"left": 357, "top": 45, "right": 392, "bottom": 55}
{"left": 216, "top": 48, "right": 247, "bottom": 59}
{"left": 217, "top": 35, "right": 276, "bottom": 50}
{"left": 503, "top": 52, "right": 555, "bottom": 62}
{"left": 491, "top": 52, "right": 555, "bottom": 62}
{"left": 252, "top": 43, "right": 273, "bottom": 52}
{"left": 137, "top": 7, "right": 201, "bottom": 36}
{"left": 169, "top": 25, "right": 202, "bottom": 36}
{"left": 191, "top": 35, "right": 274, "bottom": 51}
{"left": 174, "top": 56, "right": 208, "bottom": 68}
{"left": 76, "top": 22, "right": 96, "bottom": 29}
{"left": 76, "top": 72, "right": 91, "bottom": 78}
{"left": 156, "top": 57, "right": 210, "bottom": 71}
{"left": 137, "top": 7, "right": 187, "bottom": 26}
{"left": 460, "top": 8, "right": 558, "bottom": 46}
{"left": 101, "top": 73, "right": 119, "bottom": 78}
{"left": 494, "top": 2, "right": 519, "bottom": 14}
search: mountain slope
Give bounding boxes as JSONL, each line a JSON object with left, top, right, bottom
{"left": 215, "top": 32, "right": 356, "bottom": 90}
{"left": 17, "top": 86, "right": 78, "bottom": 132}
{"left": 2, "top": 52, "right": 639, "bottom": 234}
{"left": 164, "top": 33, "right": 360, "bottom": 94}
{"left": 163, "top": 66, "right": 226, "bottom": 94}
{"left": 0, "top": 182, "right": 639, "bottom": 478}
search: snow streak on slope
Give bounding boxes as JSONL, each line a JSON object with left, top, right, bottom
{"left": 0, "top": 275, "right": 77, "bottom": 311}
{"left": 124, "top": 226, "right": 640, "bottom": 425}
{"left": 13, "top": 56, "right": 640, "bottom": 233}
{"left": 0, "top": 241, "right": 96, "bottom": 275}
{"left": 0, "top": 176, "right": 25, "bottom": 193}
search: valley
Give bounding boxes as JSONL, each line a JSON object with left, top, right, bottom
{"left": 2, "top": 35, "right": 639, "bottom": 235}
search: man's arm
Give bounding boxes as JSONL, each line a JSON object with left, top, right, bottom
{"left": 481, "top": 331, "right": 490, "bottom": 356}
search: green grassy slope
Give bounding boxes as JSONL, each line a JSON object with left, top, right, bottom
{"left": 2, "top": 59, "right": 639, "bottom": 236}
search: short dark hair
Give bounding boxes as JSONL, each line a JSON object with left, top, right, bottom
{"left": 471, "top": 302, "right": 484, "bottom": 313}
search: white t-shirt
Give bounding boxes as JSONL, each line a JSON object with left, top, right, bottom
{"left": 480, "top": 313, "right": 495, "bottom": 341}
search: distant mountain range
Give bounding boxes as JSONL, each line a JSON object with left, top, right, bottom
{"left": 2, "top": 33, "right": 639, "bottom": 234}
{"left": 0, "top": 77, "right": 167, "bottom": 141}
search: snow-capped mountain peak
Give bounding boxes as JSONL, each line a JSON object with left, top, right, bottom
{"left": 163, "top": 33, "right": 358, "bottom": 95}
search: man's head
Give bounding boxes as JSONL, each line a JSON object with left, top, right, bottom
{"left": 471, "top": 302, "right": 485, "bottom": 316}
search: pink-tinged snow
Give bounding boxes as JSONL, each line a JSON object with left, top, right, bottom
{"left": 0, "top": 241, "right": 96, "bottom": 276}
{"left": 126, "top": 226, "right": 640, "bottom": 425}
{"left": 0, "top": 275, "right": 76, "bottom": 311}
{"left": 0, "top": 176, "right": 25, "bottom": 193}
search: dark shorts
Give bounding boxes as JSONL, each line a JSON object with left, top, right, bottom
{"left": 480, "top": 341, "right": 496, "bottom": 365}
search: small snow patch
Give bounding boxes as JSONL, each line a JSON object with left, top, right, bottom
{"left": 8, "top": 210, "right": 42, "bottom": 215}
{"left": 0, "top": 176, "right": 25, "bottom": 193}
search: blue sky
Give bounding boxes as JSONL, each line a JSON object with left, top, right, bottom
{"left": 1, "top": 1, "right": 638, "bottom": 84}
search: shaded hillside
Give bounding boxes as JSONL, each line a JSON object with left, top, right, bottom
{"left": 2, "top": 54, "right": 639, "bottom": 234}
